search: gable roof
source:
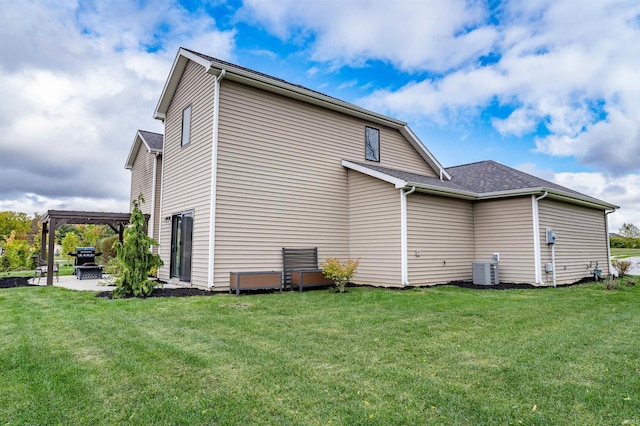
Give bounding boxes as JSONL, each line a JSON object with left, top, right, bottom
{"left": 343, "top": 160, "right": 618, "bottom": 210}
{"left": 124, "top": 130, "right": 163, "bottom": 170}
{"left": 154, "top": 47, "right": 450, "bottom": 180}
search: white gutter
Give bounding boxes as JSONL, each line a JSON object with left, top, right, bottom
{"left": 605, "top": 210, "right": 615, "bottom": 276}
{"left": 207, "top": 69, "right": 226, "bottom": 288}
{"left": 149, "top": 151, "right": 159, "bottom": 248}
{"left": 401, "top": 186, "right": 416, "bottom": 286}
{"left": 532, "top": 191, "right": 548, "bottom": 284}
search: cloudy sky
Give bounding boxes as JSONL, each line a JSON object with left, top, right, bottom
{"left": 1, "top": 0, "right": 639, "bottom": 231}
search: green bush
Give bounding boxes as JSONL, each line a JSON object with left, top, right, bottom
{"left": 610, "top": 236, "right": 640, "bottom": 248}
{"left": 321, "top": 257, "right": 360, "bottom": 293}
{"left": 99, "top": 235, "right": 119, "bottom": 264}
{"left": 0, "top": 231, "right": 30, "bottom": 272}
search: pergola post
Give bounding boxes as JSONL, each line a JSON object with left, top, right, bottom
{"left": 40, "top": 222, "right": 47, "bottom": 262}
{"left": 46, "top": 218, "right": 56, "bottom": 286}
{"left": 38, "top": 210, "right": 148, "bottom": 286}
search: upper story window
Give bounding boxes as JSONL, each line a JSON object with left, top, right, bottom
{"left": 181, "top": 105, "right": 192, "bottom": 147}
{"left": 365, "top": 126, "right": 380, "bottom": 162}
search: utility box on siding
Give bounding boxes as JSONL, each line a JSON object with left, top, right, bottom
{"left": 472, "top": 261, "right": 500, "bottom": 285}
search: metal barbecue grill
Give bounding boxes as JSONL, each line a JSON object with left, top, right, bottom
{"left": 72, "top": 247, "right": 103, "bottom": 280}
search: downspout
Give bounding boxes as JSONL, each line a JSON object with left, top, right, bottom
{"left": 149, "top": 151, "right": 159, "bottom": 250}
{"left": 532, "top": 191, "right": 548, "bottom": 285}
{"left": 401, "top": 186, "right": 416, "bottom": 286}
{"left": 605, "top": 210, "right": 615, "bottom": 276}
{"left": 207, "top": 69, "right": 226, "bottom": 288}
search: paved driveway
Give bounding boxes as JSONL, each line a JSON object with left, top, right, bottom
{"left": 613, "top": 256, "right": 640, "bottom": 276}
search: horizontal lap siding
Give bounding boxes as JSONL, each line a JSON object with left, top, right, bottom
{"left": 538, "top": 199, "right": 609, "bottom": 284}
{"left": 158, "top": 61, "right": 215, "bottom": 286}
{"left": 407, "top": 194, "right": 474, "bottom": 285}
{"left": 214, "top": 81, "right": 426, "bottom": 288}
{"left": 348, "top": 171, "right": 401, "bottom": 285}
{"left": 474, "top": 197, "right": 535, "bottom": 284}
{"left": 152, "top": 155, "right": 162, "bottom": 247}
{"left": 129, "top": 148, "right": 153, "bottom": 215}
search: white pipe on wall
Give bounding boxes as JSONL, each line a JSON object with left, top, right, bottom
{"left": 207, "top": 69, "right": 226, "bottom": 288}
{"left": 400, "top": 186, "right": 416, "bottom": 286}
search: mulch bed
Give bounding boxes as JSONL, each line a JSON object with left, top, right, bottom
{"left": 436, "top": 276, "right": 596, "bottom": 290}
{"left": 0, "top": 277, "right": 35, "bottom": 288}
{"left": 1, "top": 276, "right": 599, "bottom": 296}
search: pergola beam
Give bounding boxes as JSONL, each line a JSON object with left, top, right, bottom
{"left": 39, "top": 210, "right": 148, "bottom": 286}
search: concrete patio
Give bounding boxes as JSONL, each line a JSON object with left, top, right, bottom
{"left": 30, "top": 274, "right": 179, "bottom": 292}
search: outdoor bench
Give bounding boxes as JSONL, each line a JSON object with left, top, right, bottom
{"left": 229, "top": 271, "right": 282, "bottom": 296}
{"left": 282, "top": 247, "right": 334, "bottom": 292}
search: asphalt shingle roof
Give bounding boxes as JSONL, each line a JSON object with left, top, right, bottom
{"left": 348, "top": 160, "right": 610, "bottom": 206}
{"left": 138, "top": 130, "right": 163, "bottom": 151}
{"left": 446, "top": 160, "right": 586, "bottom": 196}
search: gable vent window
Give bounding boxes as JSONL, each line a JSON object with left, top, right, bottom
{"left": 181, "top": 104, "right": 192, "bottom": 147}
{"left": 365, "top": 126, "right": 380, "bottom": 162}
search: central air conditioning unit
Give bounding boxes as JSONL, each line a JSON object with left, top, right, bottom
{"left": 472, "top": 261, "right": 499, "bottom": 285}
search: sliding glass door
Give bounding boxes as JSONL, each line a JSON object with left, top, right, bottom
{"left": 170, "top": 211, "right": 193, "bottom": 282}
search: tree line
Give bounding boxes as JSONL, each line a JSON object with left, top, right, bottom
{"left": 610, "top": 223, "right": 640, "bottom": 249}
{"left": 0, "top": 211, "right": 118, "bottom": 272}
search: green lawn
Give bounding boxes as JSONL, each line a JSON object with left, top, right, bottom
{"left": 1, "top": 283, "right": 639, "bottom": 425}
{"left": 612, "top": 247, "right": 640, "bottom": 258}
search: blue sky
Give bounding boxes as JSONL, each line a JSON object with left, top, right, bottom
{"left": 0, "top": 0, "right": 639, "bottom": 230}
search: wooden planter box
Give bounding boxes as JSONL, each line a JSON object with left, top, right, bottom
{"left": 291, "top": 269, "right": 334, "bottom": 292}
{"left": 229, "top": 271, "right": 282, "bottom": 296}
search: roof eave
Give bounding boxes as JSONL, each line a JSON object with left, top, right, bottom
{"left": 399, "top": 127, "right": 451, "bottom": 180}
{"left": 154, "top": 48, "right": 213, "bottom": 121}
{"left": 476, "top": 187, "right": 618, "bottom": 210}
{"left": 124, "top": 132, "right": 143, "bottom": 170}
{"left": 342, "top": 160, "right": 407, "bottom": 188}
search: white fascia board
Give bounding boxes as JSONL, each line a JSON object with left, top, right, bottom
{"left": 153, "top": 48, "right": 214, "bottom": 121}
{"left": 124, "top": 132, "right": 143, "bottom": 170}
{"left": 409, "top": 184, "right": 478, "bottom": 200}
{"left": 210, "top": 65, "right": 407, "bottom": 129}
{"left": 342, "top": 160, "right": 407, "bottom": 188}
{"left": 477, "top": 187, "right": 618, "bottom": 210}
{"left": 399, "top": 126, "right": 451, "bottom": 181}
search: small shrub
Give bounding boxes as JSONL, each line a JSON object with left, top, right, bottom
{"left": 321, "top": 257, "right": 360, "bottom": 293}
{"left": 99, "top": 235, "right": 119, "bottom": 264}
{"left": 601, "top": 276, "right": 619, "bottom": 290}
{"left": 612, "top": 259, "right": 633, "bottom": 277}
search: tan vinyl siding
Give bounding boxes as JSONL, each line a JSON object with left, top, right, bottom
{"left": 538, "top": 199, "right": 609, "bottom": 284}
{"left": 212, "top": 80, "right": 431, "bottom": 288}
{"left": 407, "top": 193, "right": 474, "bottom": 285}
{"left": 474, "top": 196, "right": 535, "bottom": 284}
{"left": 150, "top": 155, "right": 162, "bottom": 252}
{"left": 129, "top": 148, "right": 154, "bottom": 216}
{"left": 348, "top": 170, "right": 402, "bottom": 286}
{"left": 157, "top": 60, "right": 215, "bottom": 286}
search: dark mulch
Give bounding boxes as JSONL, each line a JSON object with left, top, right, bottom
{"left": 436, "top": 276, "right": 597, "bottom": 290}
{"left": 0, "top": 277, "right": 36, "bottom": 288}
{"left": 96, "top": 287, "right": 217, "bottom": 299}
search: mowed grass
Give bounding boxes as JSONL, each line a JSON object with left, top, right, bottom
{"left": 612, "top": 247, "right": 640, "bottom": 259}
{"left": 1, "top": 283, "right": 639, "bottom": 425}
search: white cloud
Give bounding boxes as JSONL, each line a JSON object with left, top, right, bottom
{"left": 353, "top": 0, "right": 640, "bottom": 174}
{"left": 516, "top": 164, "right": 640, "bottom": 232}
{"left": 0, "top": 0, "right": 236, "bottom": 216}
{"left": 239, "top": 0, "right": 497, "bottom": 72}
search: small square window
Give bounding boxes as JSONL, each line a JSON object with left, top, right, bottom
{"left": 365, "top": 126, "right": 380, "bottom": 162}
{"left": 181, "top": 105, "right": 191, "bottom": 147}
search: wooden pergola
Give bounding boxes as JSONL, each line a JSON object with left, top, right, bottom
{"left": 39, "top": 210, "right": 146, "bottom": 286}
